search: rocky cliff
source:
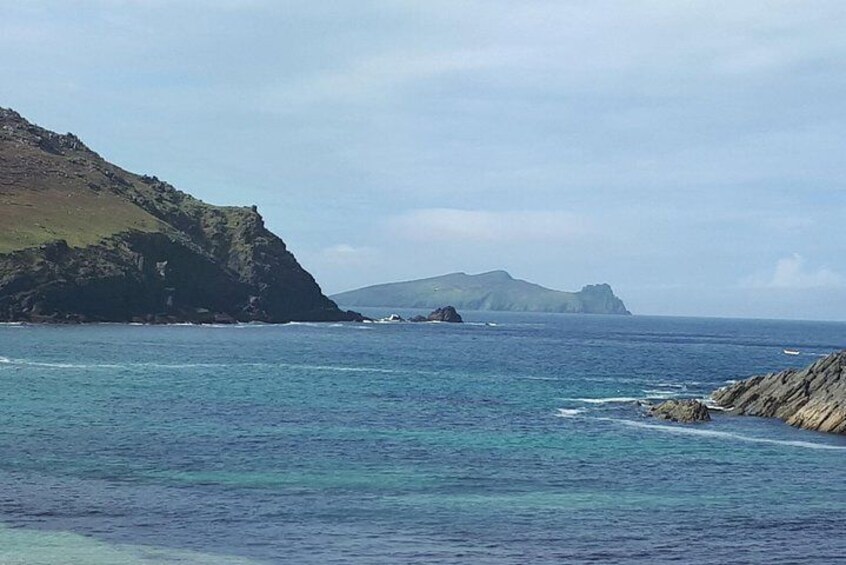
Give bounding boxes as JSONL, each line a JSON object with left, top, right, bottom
{"left": 0, "top": 107, "right": 360, "bottom": 323}
{"left": 331, "top": 271, "right": 630, "bottom": 314}
{"left": 712, "top": 351, "right": 846, "bottom": 434}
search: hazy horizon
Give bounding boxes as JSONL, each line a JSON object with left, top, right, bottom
{"left": 2, "top": 1, "right": 844, "bottom": 321}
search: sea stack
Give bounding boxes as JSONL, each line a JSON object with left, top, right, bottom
{"left": 712, "top": 350, "right": 846, "bottom": 434}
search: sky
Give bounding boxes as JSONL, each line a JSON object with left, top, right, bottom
{"left": 1, "top": 0, "right": 845, "bottom": 320}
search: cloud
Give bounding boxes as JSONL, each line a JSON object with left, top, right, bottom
{"left": 742, "top": 254, "right": 843, "bottom": 289}
{"left": 387, "top": 209, "right": 590, "bottom": 243}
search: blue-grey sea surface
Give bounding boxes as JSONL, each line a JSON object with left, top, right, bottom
{"left": 1, "top": 312, "right": 845, "bottom": 564}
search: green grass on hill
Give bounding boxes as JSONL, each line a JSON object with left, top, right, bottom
{"left": 0, "top": 187, "right": 163, "bottom": 254}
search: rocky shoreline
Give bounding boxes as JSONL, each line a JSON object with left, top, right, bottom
{"left": 712, "top": 350, "right": 846, "bottom": 434}
{"left": 645, "top": 350, "right": 846, "bottom": 435}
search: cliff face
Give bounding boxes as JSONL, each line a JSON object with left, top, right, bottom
{"left": 712, "top": 351, "right": 846, "bottom": 435}
{"left": 0, "top": 107, "right": 359, "bottom": 323}
{"left": 331, "top": 271, "right": 631, "bottom": 315}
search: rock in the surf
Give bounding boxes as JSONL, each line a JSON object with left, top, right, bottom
{"left": 408, "top": 306, "right": 463, "bottom": 323}
{"left": 424, "top": 306, "right": 463, "bottom": 323}
{"left": 648, "top": 399, "right": 711, "bottom": 423}
{"left": 712, "top": 350, "right": 846, "bottom": 435}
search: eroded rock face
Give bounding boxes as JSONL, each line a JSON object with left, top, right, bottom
{"left": 712, "top": 351, "right": 846, "bottom": 435}
{"left": 648, "top": 399, "right": 711, "bottom": 423}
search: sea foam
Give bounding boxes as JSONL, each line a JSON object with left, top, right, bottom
{"left": 602, "top": 418, "right": 846, "bottom": 451}
{"left": 641, "top": 389, "right": 680, "bottom": 398}
{"left": 561, "top": 397, "right": 641, "bottom": 404}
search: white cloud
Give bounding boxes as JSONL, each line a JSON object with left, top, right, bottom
{"left": 387, "top": 208, "right": 590, "bottom": 243}
{"left": 742, "top": 254, "right": 843, "bottom": 289}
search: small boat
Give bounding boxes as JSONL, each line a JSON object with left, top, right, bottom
{"left": 783, "top": 349, "right": 800, "bottom": 356}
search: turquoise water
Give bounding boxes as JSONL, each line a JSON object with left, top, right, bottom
{"left": 1, "top": 313, "right": 845, "bottom": 564}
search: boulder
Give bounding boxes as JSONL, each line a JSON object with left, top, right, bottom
{"left": 648, "top": 399, "right": 711, "bottom": 423}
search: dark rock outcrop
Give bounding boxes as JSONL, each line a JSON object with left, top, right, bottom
{"left": 648, "top": 399, "right": 711, "bottom": 423}
{"left": 0, "top": 107, "right": 362, "bottom": 324}
{"left": 409, "top": 306, "right": 463, "bottom": 323}
{"left": 712, "top": 350, "right": 846, "bottom": 434}
{"left": 427, "top": 306, "right": 463, "bottom": 323}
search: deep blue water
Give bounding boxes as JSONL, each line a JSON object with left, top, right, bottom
{"left": 1, "top": 312, "right": 845, "bottom": 564}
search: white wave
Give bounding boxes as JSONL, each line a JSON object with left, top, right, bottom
{"left": 0, "top": 357, "right": 238, "bottom": 370}
{"left": 556, "top": 408, "right": 585, "bottom": 418}
{"left": 650, "top": 382, "right": 686, "bottom": 389}
{"left": 700, "top": 395, "right": 730, "bottom": 409}
{"left": 2, "top": 359, "right": 125, "bottom": 369}
{"left": 8, "top": 358, "right": 220, "bottom": 370}
{"left": 142, "top": 362, "right": 230, "bottom": 369}
{"left": 519, "top": 375, "right": 560, "bottom": 381}
{"left": 561, "top": 397, "right": 641, "bottom": 404}
{"left": 288, "top": 364, "right": 398, "bottom": 374}
{"left": 601, "top": 418, "right": 846, "bottom": 451}
{"left": 642, "top": 389, "right": 679, "bottom": 398}
{"left": 0, "top": 357, "right": 402, "bottom": 374}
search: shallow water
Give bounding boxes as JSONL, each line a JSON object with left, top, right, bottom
{"left": 1, "top": 313, "right": 845, "bottom": 563}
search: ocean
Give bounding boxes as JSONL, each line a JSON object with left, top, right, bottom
{"left": 1, "top": 312, "right": 845, "bottom": 564}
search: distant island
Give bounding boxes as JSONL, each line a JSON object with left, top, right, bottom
{"left": 0, "top": 108, "right": 360, "bottom": 323}
{"left": 331, "top": 271, "right": 631, "bottom": 315}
